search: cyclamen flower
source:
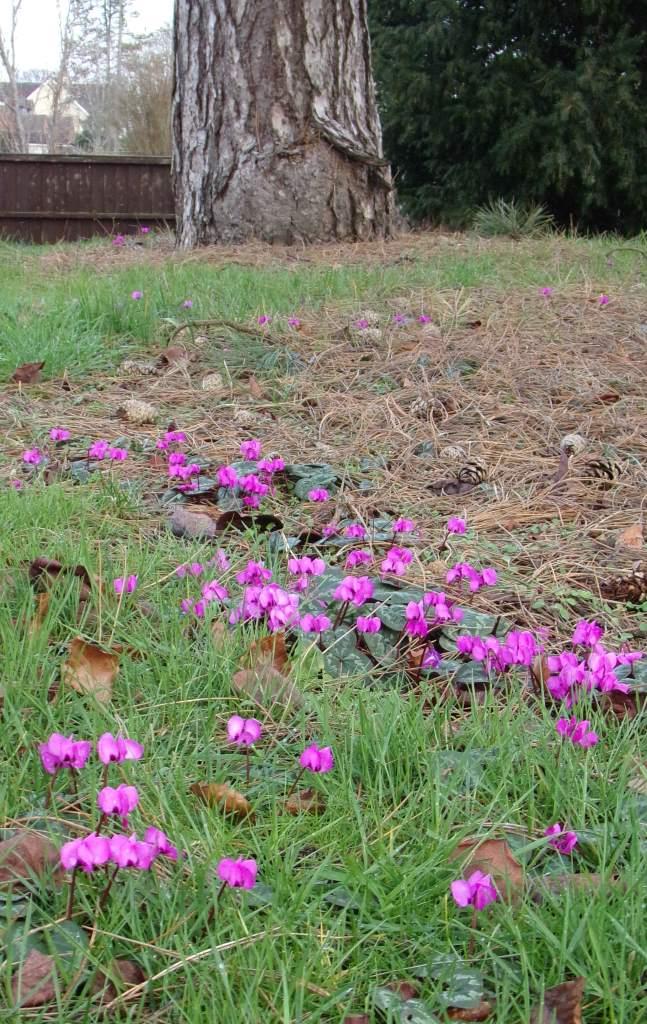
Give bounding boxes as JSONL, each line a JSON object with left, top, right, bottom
{"left": 97, "top": 733, "right": 143, "bottom": 764}
{"left": 540, "top": 287, "right": 553, "bottom": 297}
{"left": 446, "top": 563, "right": 497, "bottom": 591}
{"left": 346, "top": 549, "right": 372, "bottom": 569}
{"left": 109, "top": 833, "right": 156, "bottom": 870}
{"left": 112, "top": 234, "right": 125, "bottom": 246}
{"left": 240, "top": 439, "right": 262, "bottom": 460}
{"left": 39, "top": 733, "right": 92, "bottom": 775}
{"left": 354, "top": 318, "right": 369, "bottom": 330}
{"left": 143, "top": 827, "right": 178, "bottom": 861}
{"left": 169, "top": 452, "right": 186, "bottom": 466}
{"left": 257, "top": 457, "right": 285, "bottom": 474}
{"left": 230, "top": 583, "right": 299, "bottom": 631}
{"left": 288, "top": 556, "right": 326, "bottom": 578}
{"left": 356, "top": 615, "right": 381, "bottom": 633}
{"left": 89, "top": 439, "right": 110, "bottom": 459}
{"left": 113, "top": 574, "right": 138, "bottom": 596}
{"left": 217, "top": 465, "right": 238, "bottom": 487}
{"left": 236, "top": 560, "right": 272, "bottom": 586}
{"left": 217, "top": 857, "right": 257, "bottom": 889}
{"left": 227, "top": 715, "right": 262, "bottom": 746}
{"left": 451, "top": 870, "right": 498, "bottom": 910}
{"left": 598, "top": 294, "right": 610, "bottom": 306}
{"left": 381, "top": 546, "right": 413, "bottom": 576}
{"left": 210, "top": 549, "right": 231, "bottom": 571}
{"left": 239, "top": 473, "right": 269, "bottom": 496}
{"left": 321, "top": 522, "right": 338, "bottom": 538}
{"left": 572, "top": 620, "right": 604, "bottom": 647}
{"left": 140, "top": 226, "right": 150, "bottom": 235}
{"left": 344, "top": 523, "right": 367, "bottom": 540}
{"left": 50, "top": 427, "right": 71, "bottom": 442}
{"left": 201, "top": 579, "right": 229, "bottom": 603}
{"left": 392, "top": 313, "right": 408, "bottom": 325}
{"left": 165, "top": 430, "right": 186, "bottom": 444}
{"left": 108, "top": 447, "right": 128, "bottom": 461}
{"left": 131, "top": 290, "right": 143, "bottom": 300}
{"left": 544, "top": 823, "right": 578, "bottom": 855}
{"left": 257, "top": 315, "right": 271, "bottom": 326}
{"left": 423, "top": 590, "right": 463, "bottom": 624}
{"left": 405, "top": 601, "right": 428, "bottom": 638}
{"left": 392, "top": 518, "right": 415, "bottom": 534}
{"left": 22, "top": 448, "right": 43, "bottom": 465}
{"left": 308, "top": 488, "right": 329, "bottom": 502}
{"left": 446, "top": 517, "right": 467, "bottom": 535}
{"left": 182, "top": 299, "right": 193, "bottom": 309}
{"left": 288, "top": 317, "right": 301, "bottom": 328}
{"left": 556, "top": 716, "right": 599, "bottom": 748}
{"left": 418, "top": 314, "right": 432, "bottom": 324}
{"left": 61, "top": 834, "right": 110, "bottom": 873}
{"left": 300, "top": 744, "right": 334, "bottom": 773}
{"left": 97, "top": 784, "right": 139, "bottom": 827}
{"left": 299, "top": 613, "right": 332, "bottom": 634}
{"left": 333, "top": 576, "right": 374, "bottom": 606}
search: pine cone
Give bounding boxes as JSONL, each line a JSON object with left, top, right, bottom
{"left": 581, "top": 459, "right": 623, "bottom": 483}
{"left": 457, "top": 459, "right": 488, "bottom": 485}
{"left": 118, "top": 398, "right": 158, "bottom": 424}
{"left": 560, "top": 432, "right": 587, "bottom": 456}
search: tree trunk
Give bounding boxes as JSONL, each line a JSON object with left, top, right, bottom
{"left": 172, "top": 0, "right": 393, "bottom": 247}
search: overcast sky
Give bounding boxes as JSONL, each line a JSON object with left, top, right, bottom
{"left": 4, "top": 0, "right": 173, "bottom": 72}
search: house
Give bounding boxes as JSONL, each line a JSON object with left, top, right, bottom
{"left": 0, "top": 78, "right": 89, "bottom": 153}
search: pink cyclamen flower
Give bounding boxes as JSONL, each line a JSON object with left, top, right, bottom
{"left": 217, "top": 857, "right": 257, "bottom": 889}
{"left": 201, "top": 579, "right": 229, "bottom": 603}
{"left": 299, "top": 744, "right": 334, "bottom": 773}
{"left": 356, "top": 615, "right": 381, "bottom": 633}
{"left": 22, "top": 448, "right": 43, "bottom": 465}
{"left": 39, "top": 733, "right": 92, "bottom": 775}
{"left": 112, "top": 234, "right": 125, "bottom": 246}
{"left": 451, "top": 870, "right": 498, "bottom": 910}
{"left": 239, "top": 473, "right": 268, "bottom": 496}
{"left": 217, "top": 465, "right": 239, "bottom": 487}
{"left": 240, "top": 439, "right": 262, "bottom": 460}
{"left": 288, "top": 556, "right": 326, "bottom": 578}
{"left": 392, "top": 518, "right": 415, "bottom": 534}
{"left": 165, "top": 430, "right": 186, "bottom": 444}
{"left": 598, "top": 294, "right": 610, "bottom": 306}
{"left": 288, "top": 317, "right": 301, "bottom": 328}
{"left": 109, "top": 833, "right": 156, "bottom": 870}
{"left": 257, "top": 457, "right": 285, "bottom": 475}
{"left": 50, "top": 427, "right": 71, "bottom": 442}
{"left": 299, "top": 613, "right": 332, "bottom": 634}
{"left": 97, "top": 784, "right": 139, "bottom": 827}
{"left": 572, "top": 619, "right": 604, "bottom": 647}
{"left": 480, "top": 567, "right": 498, "bottom": 586}
{"left": 131, "top": 290, "right": 143, "bottom": 300}
{"left": 446, "top": 517, "right": 467, "bottom": 534}
{"left": 405, "top": 601, "right": 428, "bottom": 638}
{"left": 97, "top": 733, "right": 143, "bottom": 764}
{"left": 113, "top": 574, "right": 138, "bottom": 596}
{"left": 182, "top": 299, "right": 193, "bottom": 309}
{"left": 544, "top": 823, "right": 578, "bottom": 855}
{"left": 236, "top": 560, "right": 272, "bottom": 585}
{"left": 89, "top": 439, "right": 110, "bottom": 460}
{"left": 227, "top": 715, "right": 262, "bottom": 746}
{"left": 168, "top": 452, "right": 186, "bottom": 468}
{"left": 346, "top": 549, "right": 372, "bottom": 569}
{"left": 381, "top": 546, "right": 413, "bottom": 576}
{"left": 108, "top": 447, "right": 128, "bottom": 461}
{"left": 393, "top": 313, "right": 408, "bottom": 325}
{"left": 540, "top": 287, "right": 554, "bottom": 297}
{"left": 333, "top": 575, "right": 374, "bottom": 606}
{"left": 257, "top": 315, "right": 271, "bottom": 325}
{"left": 354, "top": 318, "right": 369, "bottom": 330}
{"left": 140, "top": 226, "right": 150, "bottom": 235}
{"left": 10, "top": 479, "right": 23, "bottom": 490}
{"left": 418, "top": 314, "right": 432, "bottom": 324}
{"left": 308, "top": 488, "right": 329, "bottom": 502}
{"left": 143, "top": 827, "right": 178, "bottom": 861}
{"left": 556, "top": 716, "right": 599, "bottom": 748}
{"left": 344, "top": 523, "right": 367, "bottom": 540}
{"left": 60, "top": 833, "right": 110, "bottom": 873}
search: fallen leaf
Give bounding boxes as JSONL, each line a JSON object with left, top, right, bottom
{"left": 285, "top": 787, "right": 326, "bottom": 815}
{"left": 10, "top": 949, "right": 58, "bottom": 1007}
{"left": 232, "top": 665, "right": 303, "bottom": 712}
{"left": 28, "top": 557, "right": 94, "bottom": 602}
{"left": 189, "top": 782, "right": 254, "bottom": 821}
{"left": 529, "top": 977, "right": 585, "bottom": 1024}
{"left": 0, "top": 830, "right": 61, "bottom": 887}
{"left": 594, "top": 390, "right": 620, "bottom": 404}
{"left": 600, "top": 690, "right": 637, "bottom": 720}
{"left": 90, "top": 958, "right": 146, "bottom": 1002}
{"left": 10, "top": 360, "right": 45, "bottom": 384}
{"left": 343, "top": 1016, "right": 370, "bottom": 1024}
{"left": 169, "top": 506, "right": 217, "bottom": 539}
{"left": 62, "top": 639, "right": 119, "bottom": 703}
{"left": 617, "top": 523, "right": 644, "bottom": 549}
{"left": 447, "top": 1002, "right": 492, "bottom": 1021}
{"left": 243, "top": 632, "right": 290, "bottom": 674}
{"left": 247, "top": 374, "right": 265, "bottom": 399}
{"left": 158, "top": 345, "right": 189, "bottom": 366}
{"left": 448, "top": 837, "right": 524, "bottom": 900}
{"left": 385, "top": 981, "right": 420, "bottom": 1001}
{"left": 27, "top": 593, "right": 50, "bottom": 635}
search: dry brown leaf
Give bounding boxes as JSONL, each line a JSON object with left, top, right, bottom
{"left": 385, "top": 981, "right": 420, "bottom": 1001}
{"left": 90, "top": 958, "right": 146, "bottom": 1002}
{"left": 529, "top": 977, "right": 585, "bottom": 1024}
{"left": 448, "top": 837, "right": 524, "bottom": 900}
{"left": 285, "top": 787, "right": 326, "bottom": 816}
{"left": 158, "top": 345, "right": 190, "bottom": 366}
{"left": 447, "top": 1001, "right": 493, "bottom": 1021}
{"left": 232, "top": 665, "right": 303, "bottom": 712}
{"left": 0, "top": 830, "right": 61, "bottom": 887}
{"left": 600, "top": 690, "right": 637, "bottom": 720}
{"left": 190, "top": 782, "right": 254, "bottom": 821}
{"left": 169, "top": 506, "right": 217, "bottom": 539}
{"left": 248, "top": 374, "right": 265, "bottom": 398}
{"left": 617, "top": 523, "right": 644, "bottom": 549}
{"left": 243, "top": 632, "right": 291, "bottom": 674}
{"left": 10, "top": 949, "right": 58, "bottom": 1007}
{"left": 343, "top": 1016, "right": 370, "bottom": 1024}
{"left": 10, "top": 360, "right": 45, "bottom": 385}
{"left": 28, "top": 593, "right": 50, "bottom": 635}
{"left": 28, "top": 556, "right": 94, "bottom": 602}
{"left": 62, "top": 638, "right": 119, "bottom": 703}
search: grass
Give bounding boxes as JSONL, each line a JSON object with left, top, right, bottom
{"left": 0, "top": 231, "right": 645, "bottom": 1022}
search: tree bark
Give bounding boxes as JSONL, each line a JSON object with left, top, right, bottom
{"left": 172, "top": 0, "right": 393, "bottom": 247}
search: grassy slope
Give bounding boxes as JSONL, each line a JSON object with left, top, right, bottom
{"left": 0, "top": 233, "right": 645, "bottom": 1022}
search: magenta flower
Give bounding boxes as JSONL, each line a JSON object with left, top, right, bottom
{"left": 98, "top": 784, "right": 139, "bottom": 827}
{"left": 540, "top": 287, "right": 554, "bottom": 297}
{"left": 299, "top": 613, "right": 332, "bottom": 633}
{"left": 345, "top": 549, "right": 372, "bottom": 569}
{"left": 239, "top": 473, "right": 269, "bottom": 496}
{"left": 189, "top": 562, "right": 204, "bottom": 577}
{"left": 354, "top": 318, "right": 369, "bottom": 330}
{"left": 556, "top": 716, "right": 599, "bottom": 748}
{"left": 97, "top": 733, "right": 143, "bottom": 764}
{"left": 598, "top": 294, "right": 610, "bottom": 306}
{"left": 240, "top": 439, "right": 262, "bottom": 460}
{"left": 131, "top": 290, "right": 143, "bottom": 300}
{"left": 89, "top": 439, "right": 110, "bottom": 459}
{"left": 572, "top": 620, "right": 604, "bottom": 647}
{"left": 39, "top": 733, "right": 92, "bottom": 775}
{"left": 381, "top": 546, "right": 414, "bottom": 576}
{"left": 50, "top": 427, "right": 71, "bottom": 442}
{"left": 22, "top": 448, "right": 43, "bottom": 465}
{"left": 405, "top": 601, "right": 428, "bottom": 637}
{"left": 288, "top": 317, "right": 301, "bottom": 328}
{"left": 112, "top": 234, "right": 125, "bottom": 246}
{"left": 356, "top": 615, "right": 381, "bottom": 633}
{"left": 201, "top": 579, "right": 229, "bottom": 603}
{"left": 422, "top": 590, "right": 463, "bottom": 624}
{"left": 10, "top": 479, "right": 23, "bottom": 490}
{"left": 140, "top": 226, "right": 150, "bottom": 235}
{"left": 544, "top": 823, "right": 578, "bottom": 854}
{"left": 109, "top": 833, "right": 156, "bottom": 870}
{"left": 451, "top": 870, "right": 498, "bottom": 910}
{"left": 392, "top": 518, "right": 415, "bottom": 534}
{"left": 257, "top": 315, "right": 271, "bottom": 326}
{"left": 299, "top": 744, "right": 334, "bottom": 773}
{"left": 108, "top": 447, "right": 128, "bottom": 461}
{"left": 321, "top": 522, "right": 338, "bottom": 538}
{"left": 308, "top": 488, "right": 330, "bottom": 502}
{"left": 168, "top": 452, "right": 186, "bottom": 467}
{"left": 165, "top": 430, "right": 186, "bottom": 444}
{"left": 193, "top": 599, "right": 207, "bottom": 618}
{"left": 333, "top": 575, "right": 374, "bottom": 606}
{"left": 227, "top": 715, "right": 262, "bottom": 746}
{"left": 143, "top": 827, "right": 178, "bottom": 861}
{"left": 446, "top": 516, "right": 467, "bottom": 534}
{"left": 480, "top": 567, "right": 498, "bottom": 586}
{"left": 113, "top": 574, "right": 138, "bottom": 596}
{"left": 257, "top": 457, "right": 285, "bottom": 474}
{"left": 182, "top": 299, "right": 193, "bottom": 309}
{"left": 288, "top": 556, "right": 326, "bottom": 578}
{"left": 392, "top": 312, "right": 408, "bottom": 324}
{"left": 217, "top": 857, "right": 257, "bottom": 889}
{"left": 236, "top": 560, "right": 272, "bottom": 585}
{"left": 217, "top": 465, "right": 237, "bottom": 487}
{"left": 61, "top": 833, "right": 110, "bottom": 873}
{"left": 210, "top": 549, "right": 231, "bottom": 572}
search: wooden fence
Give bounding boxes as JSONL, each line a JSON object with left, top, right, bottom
{"left": 0, "top": 154, "right": 174, "bottom": 243}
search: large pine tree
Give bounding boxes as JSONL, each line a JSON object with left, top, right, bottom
{"left": 370, "top": 1, "right": 647, "bottom": 231}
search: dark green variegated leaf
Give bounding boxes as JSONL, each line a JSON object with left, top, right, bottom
{"left": 294, "top": 475, "right": 338, "bottom": 500}
{"left": 455, "top": 663, "right": 491, "bottom": 685}
{"left": 373, "top": 987, "right": 440, "bottom": 1023}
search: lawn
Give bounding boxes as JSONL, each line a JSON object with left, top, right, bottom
{"left": 0, "top": 230, "right": 645, "bottom": 1022}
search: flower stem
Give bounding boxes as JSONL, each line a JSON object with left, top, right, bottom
{"left": 286, "top": 767, "right": 306, "bottom": 802}
{"left": 94, "top": 813, "right": 107, "bottom": 837}
{"left": 65, "top": 868, "right": 77, "bottom": 921}
{"left": 467, "top": 905, "right": 478, "bottom": 958}
{"left": 245, "top": 747, "right": 251, "bottom": 788}
{"left": 206, "top": 880, "right": 228, "bottom": 926}
{"left": 97, "top": 866, "right": 119, "bottom": 913}
{"left": 44, "top": 773, "right": 56, "bottom": 810}
{"left": 101, "top": 763, "right": 109, "bottom": 789}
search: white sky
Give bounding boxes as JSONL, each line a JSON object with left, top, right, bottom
{"left": 2, "top": 0, "right": 174, "bottom": 72}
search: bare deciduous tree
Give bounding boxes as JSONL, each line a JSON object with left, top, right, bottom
{"left": 0, "top": 0, "right": 26, "bottom": 151}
